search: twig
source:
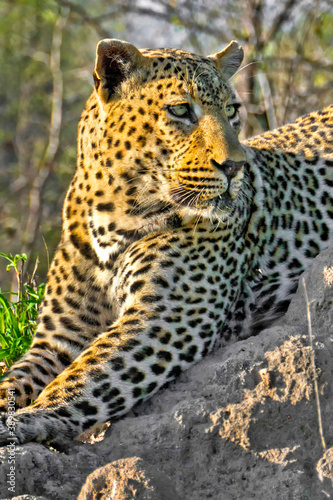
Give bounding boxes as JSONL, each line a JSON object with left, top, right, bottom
{"left": 17, "top": 259, "right": 24, "bottom": 304}
{"left": 302, "top": 277, "right": 327, "bottom": 453}
{"left": 22, "top": 7, "right": 69, "bottom": 269}
{"left": 267, "top": 0, "right": 298, "bottom": 42}
{"left": 55, "top": 0, "right": 111, "bottom": 38}
{"left": 40, "top": 228, "right": 50, "bottom": 270}
{"left": 30, "top": 256, "right": 40, "bottom": 292}
{"left": 257, "top": 71, "right": 277, "bottom": 129}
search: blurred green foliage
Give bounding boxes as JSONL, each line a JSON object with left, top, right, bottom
{"left": 0, "top": 252, "right": 45, "bottom": 372}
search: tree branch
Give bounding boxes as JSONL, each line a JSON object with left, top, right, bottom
{"left": 22, "top": 7, "right": 69, "bottom": 269}
{"left": 267, "top": 0, "right": 298, "bottom": 41}
{"left": 55, "top": 0, "right": 111, "bottom": 38}
{"left": 93, "top": 4, "right": 230, "bottom": 43}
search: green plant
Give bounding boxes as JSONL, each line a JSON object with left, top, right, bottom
{"left": 0, "top": 252, "right": 45, "bottom": 374}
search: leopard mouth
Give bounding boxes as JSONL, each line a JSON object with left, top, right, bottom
{"left": 171, "top": 190, "right": 234, "bottom": 209}
{"left": 168, "top": 182, "right": 242, "bottom": 222}
{"left": 208, "top": 193, "right": 234, "bottom": 210}
{"left": 190, "top": 192, "right": 236, "bottom": 215}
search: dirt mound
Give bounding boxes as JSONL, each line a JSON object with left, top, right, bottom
{"left": 1, "top": 247, "right": 332, "bottom": 500}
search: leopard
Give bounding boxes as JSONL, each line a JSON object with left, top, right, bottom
{"left": 0, "top": 38, "right": 332, "bottom": 446}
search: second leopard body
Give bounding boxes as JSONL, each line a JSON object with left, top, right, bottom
{"left": 0, "top": 38, "right": 332, "bottom": 445}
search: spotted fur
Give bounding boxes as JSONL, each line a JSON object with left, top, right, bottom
{"left": 0, "top": 39, "right": 332, "bottom": 445}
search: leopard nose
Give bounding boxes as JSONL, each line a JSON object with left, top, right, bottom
{"left": 211, "top": 158, "right": 245, "bottom": 182}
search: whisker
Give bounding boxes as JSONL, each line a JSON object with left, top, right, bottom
{"left": 230, "top": 61, "right": 260, "bottom": 80}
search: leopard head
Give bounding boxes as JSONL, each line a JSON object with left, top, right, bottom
{"left": 65, "top": 39, "right": 247, "bottom": 261}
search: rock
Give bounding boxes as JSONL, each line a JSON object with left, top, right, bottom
{"left": 317, "top": 447, "right": 333, "bottom": 482}
{"left": 1, "top": 496, "right": 48, "bottom": 500}
{"left": 21, "top": 498, "right": 47, "bottom": 500}
{"left": 285, "top": 245, "right": 333, "bottom": 339}
{"left": 0, "top": 441, "right": 99, "bottom": 500}
{"left": 77, "top": 457, "right": 181, "bottom": 499}
{"left": 0, "top": 246, "right": 333, "bottom": 500}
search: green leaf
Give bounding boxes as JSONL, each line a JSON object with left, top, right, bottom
{"left": 0, "top": 251, "right": 43, "bottom": 372}
{"left": 0, "top": 252, "right": 14, "bottom": 263}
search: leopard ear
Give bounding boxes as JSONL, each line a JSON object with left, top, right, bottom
{"left": 94, "top": 39, "right": 148, "bottom": 103}
{"left": 208, "top": 41, "right": 244, "bottom": 80}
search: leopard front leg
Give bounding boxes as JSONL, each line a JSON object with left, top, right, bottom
{"left": 0, "top": 233, "right": 243, "bottom": 445}
{"left": 0, "top": 291, "right": 219, "bottom": 444}
{"left": 0, "top": 243, "right": 115, "bottom": 411}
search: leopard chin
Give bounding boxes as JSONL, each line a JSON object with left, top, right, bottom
{"left": 178, "top": 197, "right": 238, "bottom": 225}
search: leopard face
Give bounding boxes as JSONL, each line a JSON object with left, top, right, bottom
{"left": 69, "top": 40, "right": 246, "bottom": 264}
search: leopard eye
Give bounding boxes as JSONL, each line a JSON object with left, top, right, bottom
{"left": 225, "top": 104, "right": 240, "bottom": 119}
{"left": 167, "top": 103, "right": 191, "bottom": 118}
